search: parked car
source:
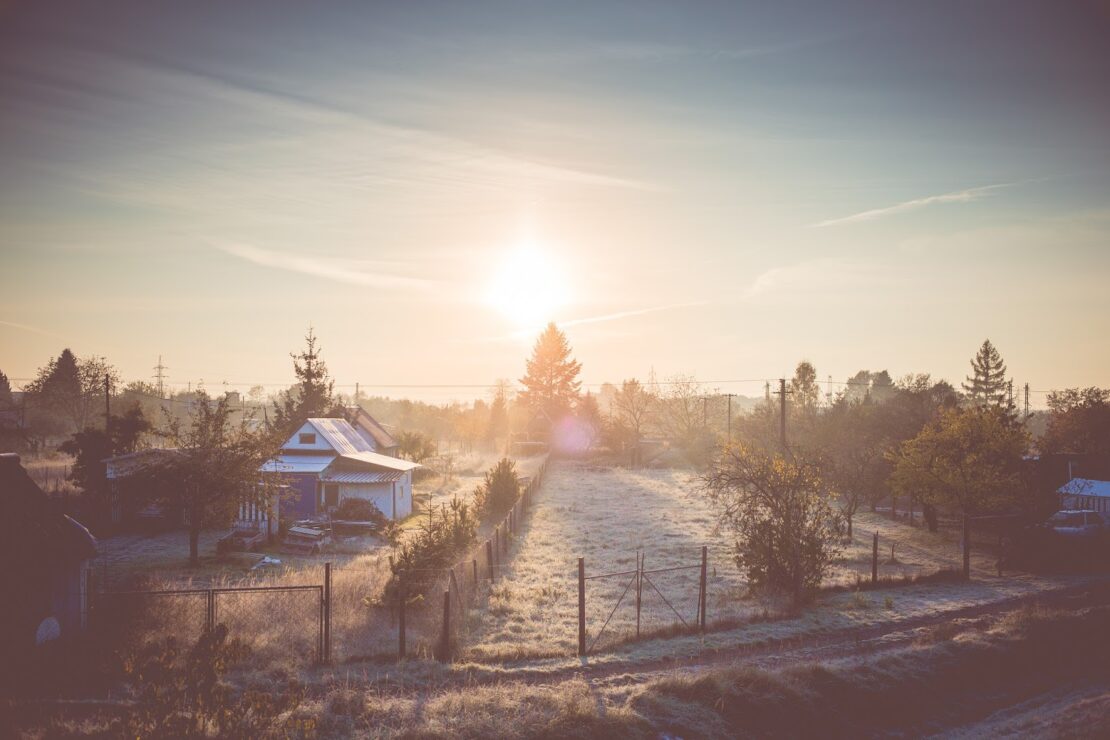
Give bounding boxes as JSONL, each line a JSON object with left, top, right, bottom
{"left": 1044, "top": 510, "right": 1107, "bottom": 539}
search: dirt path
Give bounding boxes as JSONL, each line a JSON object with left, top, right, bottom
{"left": 330, "top": 576, "right": 1110, "bottom": 697}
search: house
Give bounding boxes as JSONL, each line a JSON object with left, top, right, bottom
{"left": 1058, "top": 478, "right": 1110, "bottom": 514}
{"left": 104, "top": 448, "right": 188, "bottom": 528}
{"left": 1, "top": 453, "right": 96, "bottom": 658}
{"left": 348, "top": 406, "right": 400, "bottom": 457}
{"left": 262, "top": 418, "right": 419, "bottom": 521}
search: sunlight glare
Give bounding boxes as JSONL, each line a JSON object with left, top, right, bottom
{"left": 486, "top": 242, "right": 569, "bottom": 329}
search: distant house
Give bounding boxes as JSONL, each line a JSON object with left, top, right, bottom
{"left": 104, "top": 448, "right": 188, "bottom": 528}
{"left": 262, "top": 418, "right": 419, "bottom": 521}
{"left": 347, "top": 406, "right": 400, "bottom": 457}
{"left": 1, "top": 453, "right": 96, "bottom": 657}
{"left": 1058, "top": 478, "right": 1110, "bottom": 514}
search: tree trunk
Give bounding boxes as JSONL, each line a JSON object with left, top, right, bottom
{"left": 923, "top": 503, "right": 939, "bottom": 532}
{"left": 846, "top": 514, "right": 853, "bottom": 539}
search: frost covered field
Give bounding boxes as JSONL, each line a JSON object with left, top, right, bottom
{"left": 464, "top": 461, "right": 997, "bottom": 662}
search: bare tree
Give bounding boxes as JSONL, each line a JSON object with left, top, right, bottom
{"left": 612, "top": 378, "right": 654, "bottom": 466}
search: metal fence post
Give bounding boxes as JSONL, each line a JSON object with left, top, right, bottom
{"left": 206, "top": 589, "right": 215, "bottom": 632}
{"left": 323, "top": 562, "right": 332, "bottom": 662}
{"left": 699, "top": 546, "right": 708, "bottom": 631}
{"left": 487, "top": 539, "right": 495, "bottom": 582}
{"left": 472, "top": 558, "right": 478, "bottom": 587}
{"left": 578, "top": 557, "right": 586, "bottom": 657}
{"left": 872, "top": 532, "right": 879, "bottom": 584}
{"left": 635, "top": 553, "right": 642, "bottom": 638}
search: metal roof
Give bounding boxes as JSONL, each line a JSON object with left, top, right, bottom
{"left": 348, "top": 407, "right": 399, "bottom": 450}
{"left": 305, "top": 418, "right": 376, "bottom": 455}
{"left": 339, "top": 451, "right": 421, "bottom": 472}
{"left": 1058, "top": 478, "right": 1110, "bottom": 498}
{"left": 261, "top": 455, "right": 333, "bottom": 474}
{"left": 321, "top": 470, "right": 406, "bottom": 484}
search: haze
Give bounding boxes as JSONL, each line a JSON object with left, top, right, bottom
{"left": 2, "top": 0, "right": 1109, "bottom": 399}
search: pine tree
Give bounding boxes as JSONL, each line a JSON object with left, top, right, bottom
{"left": 270, "top": 329, "right": 343, "bottom": 435}
{"left": 518, "top": 323, "right": 581, "bottom": 425}
{"left": 485, "top": 383, "right": 509, "bottom": 450}
{"left": 962, "top": 339, "right": 1009, "bottom": 407}
{"left": 0, "top": 370, "right": 12, "bottom": 409}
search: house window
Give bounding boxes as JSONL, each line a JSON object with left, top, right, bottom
{"left": 324, "top": 484, "right": 339, "bottom": 508}
{"left": 299, "top": 432, "right": 316, "bottom": 445}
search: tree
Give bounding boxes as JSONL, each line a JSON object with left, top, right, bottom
{"left": 702, "top": 444, "right": 842, "bottom": 605}
{"left": 61, "top": 404, "right": 152, "bottom": 495}
{"left": 654, "top": 374, "right": 712, "bottom": 462}
{"left": 397, "top": 430, "right": 436, "bottom": 463}
{"left": 0, "top": 370, "right": 12, "bottom": 410}
{"left": 962, "top": 339, "right": 1009, "bottom": 408}
{"left": 270, "top": 329, "right": 344, "bottom": 436}
{"left": 814, "top": 399, "right": 890, "bottom": 538}
{"left": 118, "top": 391, "right": 284, "bottom": 565}
{"left": 23, "top": 350, "right": 120, "bottom": 437}
{"left": 473, "top": 457, "right": 520, "bottom": 516}
{"left": 1040, "top": 387, "right": 1110, "bottom": 456}
{"left": 485, "top": 380, "right": 511, "bottom": 450}
{"left": 890, "top": 406, "right": 1029, "bottom": 521}
{"left": 790, "top": 361, "right": 821, "bottom": 416}
{"left": 611, "top": 378, "right": 653, "bottom": 466}
{"left": 518, "top": 323, "right": 581, "bottom": 427}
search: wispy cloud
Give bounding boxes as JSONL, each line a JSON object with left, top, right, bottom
{"left": 559, "top": 302, "right": 705, "bottom": 328}
{"left": 811, "top": 183, "right": 1013, "bottom": 228}
{"left": 213, "top": 241, "right": 436, "bottom": 290}
{"left": 744, "top": 259, "right": 882, "bottom": 300}
{"left": 0, "top": 319, "right": 66, "bottom": 340}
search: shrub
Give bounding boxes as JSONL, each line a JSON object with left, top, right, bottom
{"left": 334, "top": 497, "right": 386, "bottom": 524}
{"left": 473, "top": 457, "right": 520, "bottom": 518}
{"left": 382, "top": 495, "right": 476, "bottom": 603}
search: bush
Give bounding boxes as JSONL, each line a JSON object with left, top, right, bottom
{"left": 473, "top": 457, "right": 520, "bottom": 518}
{"left": 382, "top": 495, "right": 476, "bottom": 603}
{"left": 334, "top": 497, "right": 386, "bottom": 523}
{"left": 702, "top": 443, "right": 843, "bottom": 605}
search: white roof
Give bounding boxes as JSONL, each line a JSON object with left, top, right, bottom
{"left": 261, "top": 455, "right": 332, "bottom": 474}
{"left": 1057, "top": 478, "right": 1110, "bottom": 498}
{"left": 305, "top": 418, "right": 375, "bottom": 455}
{"left": 337, "top": 450, "right": 421, "bottom": 472}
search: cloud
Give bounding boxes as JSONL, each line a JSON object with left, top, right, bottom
{"left": 811, "top": 183, "right": 1014, "bottom": 228}
{"left": 213, "top": 241, "right": 436, "bottom": 290}
{"left": 559, "top": 302, "right": 705, "bottom": 328}
{"left": 744, "top": 259, "right": 881, "bottom": 300}
{"left": 0, "top": 319, "right": 66, "bottom": 340}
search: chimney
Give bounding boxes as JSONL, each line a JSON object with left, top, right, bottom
{"left": 1067, "top": 460, "right": 1075, "bottom": 481}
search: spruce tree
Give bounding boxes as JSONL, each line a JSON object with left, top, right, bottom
{"left": 962, "top": 339, "right": 1009, "bottom": 407}
{"left": 270, "top": 329, "right": 343, "bottom": 435}
{"left": 518, "top": 323, "right": 581, "bottom": 424}
{"left": 0, "top": 370, "right": 12, "bottom": 409}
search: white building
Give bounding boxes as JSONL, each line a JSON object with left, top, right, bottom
{"left": 1058, "top": 478, "right": 1110, "bottom": 514}
{"left": 262, "top": 418, "right": 420, "bottom": 520}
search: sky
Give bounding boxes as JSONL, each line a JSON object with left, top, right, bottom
{"left": 2, "top": 0, "right": 1109, "bottom": 403}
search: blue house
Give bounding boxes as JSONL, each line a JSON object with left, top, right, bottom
{"left": 262, "top": 418, "right": 419, "bottom": 521}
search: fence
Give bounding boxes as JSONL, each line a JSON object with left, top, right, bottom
{"left": 427, "top": 459, "right": 548, "bottom": 661}
{"left": 89, "top": 570, "right": 329, "bottom": 664}
{"left": 577, "top": 547, "right": 708, "bottom": 655}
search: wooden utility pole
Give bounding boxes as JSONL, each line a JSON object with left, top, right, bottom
{"left": 104, "top": 373, "right": 111, "bottom": 430}
{"left": 1024, "top": 382, "right": 1030, "bottom": 418}
{"left": 724, "top": 393, "right": 736, "bottom": 443}
{"left": 872, "top": 532, "right": 879, "bottom": 583}
{"left": 774, "top": 379, "right": 789, "bottom": 449}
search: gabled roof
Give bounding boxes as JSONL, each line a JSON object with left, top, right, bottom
{"left": 0, "top": 453, "right": 96, "bottom": 564}
{"left": 1058, "top": 478, "right": 1110, "bottom": 498}
{"left": 300, "top": 418, "right": 375, "bottom": 455}
{"left": 348, "top": 407, "right": 399, "bottom": 451}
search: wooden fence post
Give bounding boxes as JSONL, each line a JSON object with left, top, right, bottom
{"left": 871, "top": 532, "right": 879, "bottom": 584}
{"left": 487, "top": 539, "right": 495, "bottom": 582}
{"left": 472, "top": 558, "right": 478, "bottom": 587}
{"left": 963, "top": 516, "right": 971, "bottom": 580}
{"left": 578, "top": 557, "right": 586, "bottom": 657}
{"left": 398, "top": 580, "right": 406, "bottom": 659}
{"left": 439, "top": 590, "right": 451, "bottom": 662}
{"left": 699, "top": 546, "right": 708, "bottom": 631}
{"left": 323, "top": 562, "right": 332, "bottom": 662}
{"left": 206, "top": 589, "right": 215, "bottom": 632}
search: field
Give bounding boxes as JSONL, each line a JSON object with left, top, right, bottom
{"left": 463, "top": 461, "right": 983, "bottom": 661}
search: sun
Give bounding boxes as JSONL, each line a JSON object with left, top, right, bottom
{"left": 486, "top": 242, "right": 569, "bottom": 329}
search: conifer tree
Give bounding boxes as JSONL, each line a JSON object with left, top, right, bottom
{"left": 962, "top": 339, "right": 1009, "bottom": 407}
{"left": 518, "top": 322, "right": 581, "bottom": 424}
{"left": 270, "top": 329, "right": 344, "bottom": 435}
